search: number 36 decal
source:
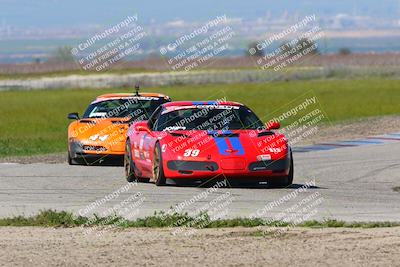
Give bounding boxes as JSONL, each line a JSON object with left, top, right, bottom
{"left": 183, "top": 149, "right": 200, "bottom": 157}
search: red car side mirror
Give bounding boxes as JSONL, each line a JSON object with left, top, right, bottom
{"left": 266, "top": 121, "right": 280, "bottom": 130}
{"left": 135, "top": 121, "right": 152, "bottom": 134}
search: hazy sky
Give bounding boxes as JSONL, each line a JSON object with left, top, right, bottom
{"left": 0, "top": 0, "right": 399, "bottom": 27}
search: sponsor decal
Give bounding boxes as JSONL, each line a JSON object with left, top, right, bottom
{"left": 257, "top": 154, "right": 272, "bottom": 161}
{"left": 164, "top": 126, "right": 186, "bottom": 131}
{"left": 268, "top": 148, "right": 282, "bottom": 154}
{"left": 161, "top": 144, "right": 167, "bottom": 152}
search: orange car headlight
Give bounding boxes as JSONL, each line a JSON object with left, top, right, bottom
{"left": 89, "top": 134, "right": 109, "bottom": 141}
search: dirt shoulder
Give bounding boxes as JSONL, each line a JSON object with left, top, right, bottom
{"left": 1, "top": 115, "right": 399, "bottom": 164}
{"left": 0, "top": 226, "right": 399, "bottom": 266}
{"left": 0, "top": 152, "right": 67, "bottom": 164}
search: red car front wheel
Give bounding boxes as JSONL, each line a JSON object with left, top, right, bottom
{"left": 153, "top": 143, "right": 166, "bottom": 186}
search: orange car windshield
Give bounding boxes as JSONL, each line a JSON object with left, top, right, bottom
{"left": 83, "top": 98, "right": 168, "bottom": 119}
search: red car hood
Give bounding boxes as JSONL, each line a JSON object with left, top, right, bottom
{"left": 160, "top": 129, "right": 288, "bottom": 162}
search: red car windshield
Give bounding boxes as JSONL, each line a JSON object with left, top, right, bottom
{"left": 154, "top": 106, "right": 264, "bottom": 131}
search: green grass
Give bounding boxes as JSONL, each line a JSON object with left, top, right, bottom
{"left": 0, "top": 78, "right": 399, "bottom": 157}
{"left": 0, "top": 210, "right": 399, "bottom": 228}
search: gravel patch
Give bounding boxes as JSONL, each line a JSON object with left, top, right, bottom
{"left": 0, "top": 226, "right": 399, "bottom": 266}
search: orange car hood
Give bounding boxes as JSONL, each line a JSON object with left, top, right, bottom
{"left": 68, "top": 117, "right": 130, "bottom": 141}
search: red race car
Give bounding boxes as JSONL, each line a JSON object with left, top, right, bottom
{"left": 124, "top": 101, "right": 293, "bottom": 187}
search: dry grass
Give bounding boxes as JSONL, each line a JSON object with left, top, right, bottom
{"left": 1, "top": 53, "right": 400, "bottom": 77}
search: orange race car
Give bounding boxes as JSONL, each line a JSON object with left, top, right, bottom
{"left": 67, "top": 88, "right": 171, "bottom": 165}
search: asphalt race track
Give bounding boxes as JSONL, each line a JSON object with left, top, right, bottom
{"left": 1, "top": 140, "right": 400, "bottom": 222}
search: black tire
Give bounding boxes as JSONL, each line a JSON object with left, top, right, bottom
{"left": 153, "top": 142, "right": 166, "bottom": 186}
{"left": 287, "top": 153, "right": 294, "bottom": 185}
{"left": 124, "top": 140, "right": 137, "bottom": 183}
{"left": 68, "top": 152, "right": 73, "bottom": 165}
{"left": 67, "top": 150, "right": 79, "bottom": 165}
{"left": 268, "top": 151, "right": 294, "bottom": 188}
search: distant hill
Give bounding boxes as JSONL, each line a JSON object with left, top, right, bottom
{"left": 0, "top": 0, "right": 399, "bottom": 27}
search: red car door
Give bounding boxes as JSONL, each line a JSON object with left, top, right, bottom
{"left": 133, "top": 108, "right": 163, "bottom": 178}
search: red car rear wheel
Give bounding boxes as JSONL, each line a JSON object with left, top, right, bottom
{"left": 124, "top": 140, "right": 137, "bottom": 183}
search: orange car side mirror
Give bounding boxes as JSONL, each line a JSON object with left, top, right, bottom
{"left": 68, "top": 112, "right": 80, "bottom": 120}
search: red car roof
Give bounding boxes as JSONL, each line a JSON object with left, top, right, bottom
{"left": 163, "top": 101, "right": 243, "bottom": 108}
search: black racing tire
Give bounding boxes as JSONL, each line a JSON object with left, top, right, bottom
{"left": 67, "top": 150, "right": 80, "bottom": 165}
{"left": 287, "top": 152, "right": 294, "bottom": 185}
{"left": 268, "top": 151, "right": 294, "bottom": 188}
{"left": 124, "top": 140, "right": 138, "bottom": 183}
{"left": 153, "top": 142, "right": 166, "bottom": 186}
{"left": 68, "top": 151, "right": 73, "bottom": 165}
